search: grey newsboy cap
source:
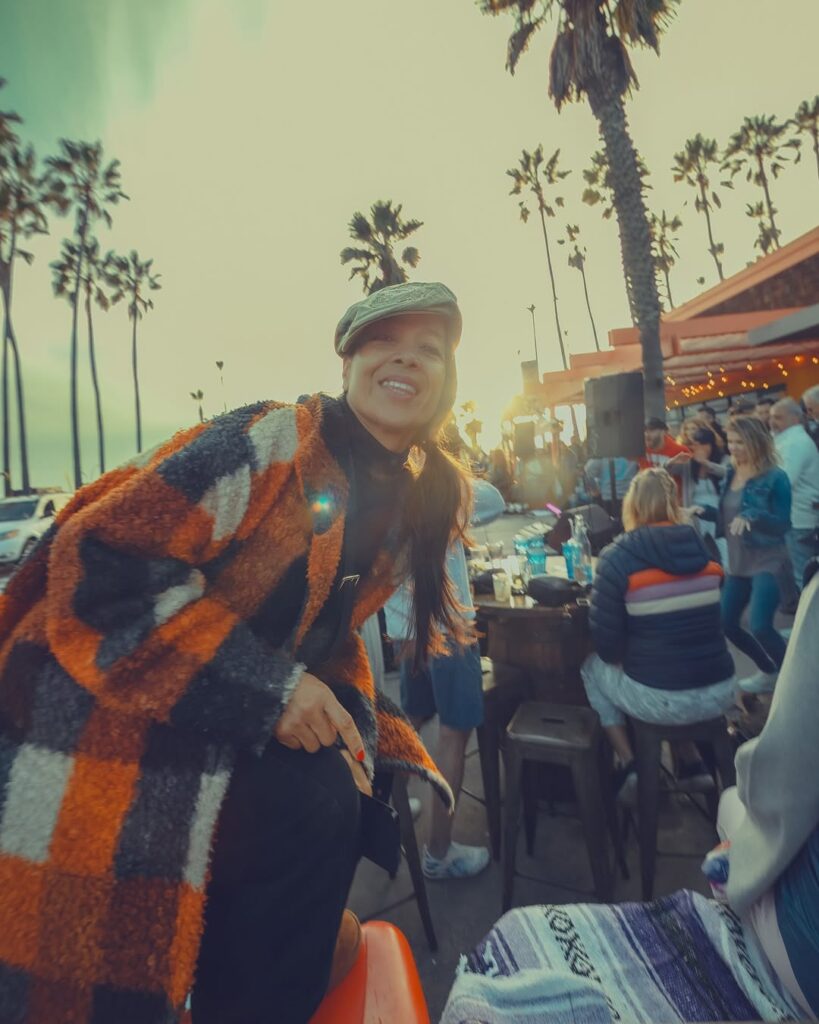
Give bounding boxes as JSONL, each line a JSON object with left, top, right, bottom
{"left": 334, "top": 281, "right": 462, "bottom": 356}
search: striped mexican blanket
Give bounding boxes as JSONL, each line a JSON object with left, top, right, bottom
{"left": 441, "top": 890, "right": 803, "bottom": 1023}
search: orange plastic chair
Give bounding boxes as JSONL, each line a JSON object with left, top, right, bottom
{"left": 309, "top": 921, "right": 430, "bottom": 1024}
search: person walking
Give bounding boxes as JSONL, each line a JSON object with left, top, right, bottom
{"left": 703, "top": 416, "right": 792, "bottom": 696}
{"left": 0, "top": 281, "right": 469, "bottom": 1024}
{"left": 770, "top": 396, "right": 819, "bottom": 591}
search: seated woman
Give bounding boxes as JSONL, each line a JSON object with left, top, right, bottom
{"left": 582, "top": 468, "right": 736, "bottom": 800}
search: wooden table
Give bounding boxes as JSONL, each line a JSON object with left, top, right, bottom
{"left": 475, "top": 594, "right": 592, "bottom": 706}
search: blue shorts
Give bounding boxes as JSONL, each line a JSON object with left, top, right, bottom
{"left": 399, "top": 643, "right": 484, "bottom": 732}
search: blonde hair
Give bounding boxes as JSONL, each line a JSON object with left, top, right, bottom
{"left": 727, "top": 415, "right": 779, "bottom": 475}
{"left": 677, "top": 416, "right": 704, "bottom": 445}
{"left": 622, "top": 468, "right": 683, "bottom": 532}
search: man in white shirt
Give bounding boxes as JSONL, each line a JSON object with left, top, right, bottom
{"left": 803, "top": 384, "right": 819, "bottom": 450}
{"left": 771, "top": 397, "right": 819, "bottom": 589}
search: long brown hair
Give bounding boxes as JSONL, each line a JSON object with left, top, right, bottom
{"left": 728, "top": 415, "right": 779, "bottom": 476}
{"left": 402, "top": 428, "right": 472, "bottom": 670}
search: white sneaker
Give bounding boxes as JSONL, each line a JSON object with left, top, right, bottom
{"left": 422, "top": 841, "right": 490, "bottom": 880}
{"left": 739, "top": 670, "right": 778, "bottom": 694}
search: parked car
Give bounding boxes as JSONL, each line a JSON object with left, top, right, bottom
{"left": 0, "top": 492, "right": 73, "bottom": 565}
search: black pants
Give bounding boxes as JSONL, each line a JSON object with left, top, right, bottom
{"left": 191, "top": 742, "right": 361, "bottom": 1024}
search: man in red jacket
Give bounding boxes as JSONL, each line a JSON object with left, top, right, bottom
{"left": 640, "top": 417, "right": 692, "bottom": 500}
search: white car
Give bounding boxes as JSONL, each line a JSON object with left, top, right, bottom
{"left": 0, "top": 493, "right": 73, "bottom": 565}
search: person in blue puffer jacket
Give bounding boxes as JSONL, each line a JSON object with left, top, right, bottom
{"left": 696, "top": 415, "right": 791, "bottom": 697}
{"left": 582, "top": 468, "right": 736, "bottom": 801}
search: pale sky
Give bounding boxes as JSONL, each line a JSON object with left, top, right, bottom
{"left": 2, "top": 0, "right": 818, "bottom": 488}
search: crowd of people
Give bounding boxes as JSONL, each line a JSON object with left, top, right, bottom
{"left": 0, "top": 276, "right": 817, "bottom": 1022}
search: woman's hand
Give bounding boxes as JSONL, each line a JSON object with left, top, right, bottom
{"left": 274, "top": 672, "right": 365, "bottom": 760}
{"left": 340, "top": 749, "right": 373, "bottom": 797}
{"left": 729, "top": 515, "right": 751, "bottom": 536}
{"left": 667, "top": 451, "right": 692, "bottom": 467}
{"left": 684, "top": 505, "right": 705, "bottom": 518}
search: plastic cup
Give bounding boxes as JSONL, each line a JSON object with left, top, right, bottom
{"left": 492, "top": 571, "right": 512, "bottom": 602}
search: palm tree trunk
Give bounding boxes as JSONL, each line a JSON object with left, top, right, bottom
{"left": 579, "top": 264, "right": 600, "bottom": 351}
{"left": 69, "top": 223, "right": 85, "bottom": 490}
{"left": 586, "top": 81, "right": 665, "bottom": 420}
{"left": 537, "top": 207, "right": 568, "bottom": 370}
{"left": 698, "top": 182, "right": 724, "bottom": 280}
{"left": 812, "top": 126, "right": 819, "bottom": 181}
{"left": 2, "top": 305, "right": 10, "bottom": 497}
{"left": 131, "top": 308, "right": 142, "bottom": 452}
{"left": 756, "top": 155, "right": 780, "bottom": 245}
{"left": 6, "top": 320, "right": 30, "bottom": 494}
{"left": 663, "top": 267, "right": 674, "bottom": 309}
{"left": 85, "top": 290, "right": 105, "bottom": 475}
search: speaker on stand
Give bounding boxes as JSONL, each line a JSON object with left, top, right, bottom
{"left": 584, "top": 372, "right": 645, "bottom": 513}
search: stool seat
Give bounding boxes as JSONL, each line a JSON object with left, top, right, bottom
{"left": 507, "top": 701, "right": 599, "bottom": 755}
{"left": 309, "top": 921, "right": 430, "bottom": 1024}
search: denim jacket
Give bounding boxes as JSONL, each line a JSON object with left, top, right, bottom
{"left": 706, "top": 465, "right": 791, "bottom": 548}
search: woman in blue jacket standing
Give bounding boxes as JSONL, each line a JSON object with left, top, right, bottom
{"left": 706, "top": 416, "right": 791, "bottom": 696}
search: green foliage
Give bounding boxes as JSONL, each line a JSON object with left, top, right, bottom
{"left": 671, "top": 134, "right": 728, "bottom": 277}
{"left": 340, "top": 199, "right": 423, "bottom": 294}
{"left": 43, "top": 139, "right": 127, "bottom": 235}
{"left": 478, "top": 0, "right": 678, "bottom": 106}
{"left": 106, "top": 250, "right": 161, "bottom": 321}
{"left": 582, "top": 148, "right": 648, "bottom": 219}
{"left": 50, "top": 236, "right": 111, "bottom": 310}
{"left": 507, "top": 144, "right": 569, "bottom": 222}
{"left": 722, "top": 115, "right": 797, "bottom": 248}
{"left": 789, "top": 95, "right": 819, "bottom": 179}
{"left": 745, "top": 201, "right": 779, "bottom": 256}
{"left": 649, "top": 208, "right": 682, "bottom": 306}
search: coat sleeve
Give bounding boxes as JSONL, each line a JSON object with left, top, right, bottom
{"left": 589, "top": 546, "right": 628, "bottom": 665}
{"left": 745, "top": 469, "right": 791, "bottom": 536}
{"left": 44, "top": 404, "right": 306, "bottom": 751}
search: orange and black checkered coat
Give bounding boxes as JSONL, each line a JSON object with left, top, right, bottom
{"left": 0, "top": 394, "right": 451, "bottom": 1023}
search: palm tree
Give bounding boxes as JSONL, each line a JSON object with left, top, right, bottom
{"left": 649, "top": 210, "right": 682, "bottom": 309}
{"left": 722, "top": 115, "right": 798, "bottom": 250}
{"left": 190, "top": 389, "right": 205, "bottom": 423}
{"left": 508, "top": 146, "right": 571, "bottom": 374}
{"left": 43, "top": 140, "right": 127, "bottom": 487}
{"left": 558, "top": 223, "right": 600, "bottom": 351}
{"left": 340, "top": 200, "right": 422, "bottom": 294}
{"left": 106, "top": 250, "right": 161, "bottom": 453}
{"left": 0, "top": 98, "right": 46, "bottom": 495}
{"left": 671, "top": 135, "right": 727, "bottom": 281}
{"left": 790, "top": 95, "right": 819, "bottom": 183}
{"left": 480, "top": 0, "right": 676, "bottom": 418}
{"left": 51, "top": 237, "right": 110, "bottom": 476}
{"left": 745, "top": 201, "right": 778, "bottom": 257}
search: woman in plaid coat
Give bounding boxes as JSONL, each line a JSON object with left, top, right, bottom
{"left": 0, "top": 282, "right": 468, "bottom": 1023}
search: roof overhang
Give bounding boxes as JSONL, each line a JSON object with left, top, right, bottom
{"left": 746, "top": 303, "right": 819, "bottom": 347}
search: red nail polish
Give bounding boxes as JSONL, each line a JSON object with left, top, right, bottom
{"left": 356, "top": 749, "right": 365, "bottom": 762}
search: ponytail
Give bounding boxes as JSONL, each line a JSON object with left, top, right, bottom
{"left": 402, "top": 437, "right": 472, "bottom": 670}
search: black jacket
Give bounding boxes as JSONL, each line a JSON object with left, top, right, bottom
{"left": 590, "top": 524, "right": 734, "bottom": 690}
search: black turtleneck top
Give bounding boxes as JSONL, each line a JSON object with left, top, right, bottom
{"left": 296, "top": 398, "right": 411, "bottom": 670}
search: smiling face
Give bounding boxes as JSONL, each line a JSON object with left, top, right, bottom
{"left": 342, "top": 312, "right": 449, "bottom": 451}
{"left": 727, "top": 428, "right": 748, "bottom": 465}
{"left": 644, "top": 426, "right": 664, "bottom": 451}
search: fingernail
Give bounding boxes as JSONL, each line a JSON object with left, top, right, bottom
{"left": 356, "top": 749, "right": 365, "bottom": 762}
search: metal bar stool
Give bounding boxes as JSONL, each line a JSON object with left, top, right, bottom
{"left": 628, "top": 715, "right": 737, "bottom": 900}
{"left": 502, "top": 701, "right": 625, "bottom": 911}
